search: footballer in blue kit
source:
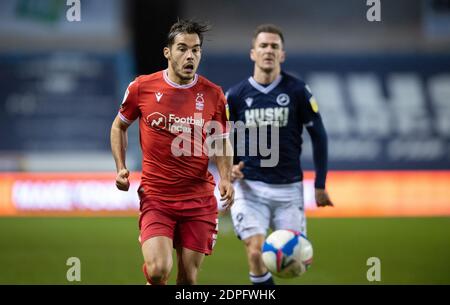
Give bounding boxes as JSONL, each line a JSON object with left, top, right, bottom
{"left": 226, "top": 24, "right": 334, "bottom": 285}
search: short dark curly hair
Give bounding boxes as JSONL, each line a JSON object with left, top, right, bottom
{"left": 167, "top": 19, "right": 211, "bottom": 48}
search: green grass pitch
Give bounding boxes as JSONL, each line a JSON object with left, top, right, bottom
{"left": 0, "top": 216, "right": 449, "bottom": 284}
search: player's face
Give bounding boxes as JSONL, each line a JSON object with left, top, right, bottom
{"left": 164, "top": 33, "right": 202, "bottom": 84}
{"left": 251, "top": 32, "right": 285, "bottom": 73}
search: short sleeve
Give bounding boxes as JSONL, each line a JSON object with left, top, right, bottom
{"left": 299, "top": 84, "right": 321, "bottom": 124}
{"left": 210, "top": 90, "right": 230, "bottom": 139}
{"left": 118, "top": 79, "right": 140, "bottom": 124}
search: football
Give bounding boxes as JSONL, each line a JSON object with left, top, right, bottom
{"left": 261, "top": 230, "right": 313, "bottom": 278}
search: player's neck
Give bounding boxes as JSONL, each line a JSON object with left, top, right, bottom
{"left": 165, "top": 67, "right": 194, "bottom": 85}
{"left": 253, "top": 68, "right": 280, "bottom": 85}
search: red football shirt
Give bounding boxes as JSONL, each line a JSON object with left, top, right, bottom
{"left": 119, "top": 70, "right": 229, "bottom": 202}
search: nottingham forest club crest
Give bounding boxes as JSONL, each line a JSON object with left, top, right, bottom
{"left": 195, "top": 93, "right": 205, "bottom": 111}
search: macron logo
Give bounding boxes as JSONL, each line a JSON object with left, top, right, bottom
{"left": 155, "top": 92, "right": 163, "bottom": 102}
{"left": 245, "top": 97, "right": 253, "bottom": 107}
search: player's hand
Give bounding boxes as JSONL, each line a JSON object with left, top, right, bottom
{"left": 231, "top": 161, "right": 245, "bottom": 182}
{"left": 219, "top": 179, "right": 235, "bottom": 210}
{"left": 315, "top": 188, "right": 334, "bottom": 207}
{"left": 115, "top": 168, "right": 130, "bottom": 191}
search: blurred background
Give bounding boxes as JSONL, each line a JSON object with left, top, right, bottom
{"left": 0, "top": 0, "right": 449, "bottom": 284}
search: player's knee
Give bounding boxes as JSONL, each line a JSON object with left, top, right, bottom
{"left": 145, "top": 259, "right": 171, "bottom": 282}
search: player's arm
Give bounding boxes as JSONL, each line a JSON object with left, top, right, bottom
{"left": 111, "top": 79, "right": 140, "bottom": 191}
{"left": 231, "top": 161, "right": 245, "bottom": 182}
{"left": 301, "top": 85, "right": 333, "bottom": 207}
{"left": 110, "top": 115, "right": 131, "bottom": 191}
{"left": 305, "top": 115, "right": 333, "bottom": 207}
{"left": 214, "top": 137, "right": 235, "bottom": 210}
{"left": 225, "top": 89, "right": 245, "bottom": 182}
{"left": 213, "top": 89, "right": 235, "bottom": 209}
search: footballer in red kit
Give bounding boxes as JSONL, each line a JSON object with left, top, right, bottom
{"left": 110, "top": 20, "right": 234, "bottom": 285}
{"left": 119, "top": 70, "right": 229, "bottom": 202}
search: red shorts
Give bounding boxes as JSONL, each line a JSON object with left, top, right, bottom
{"left": 138, "top": 195, "right": 218, "bottom": 255}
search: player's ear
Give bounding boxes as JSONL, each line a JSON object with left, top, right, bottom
{"left": 280, "top": 50, "right": 286, "bottom": 63}
{"left": 250, "top": 48, "right": 256, "bottom": 62}
{"left": 163, "top": 47, "right": 170, "bottom": 59}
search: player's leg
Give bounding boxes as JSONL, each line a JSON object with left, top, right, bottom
{"left": 174, "top": 197, "right": 218, "bottom": 285}
{"left": 175, "top": 247, "right": 205, "bottom": 285}
{"left": 231, "top": 180, "right": 272, "bottom": 284}
{"left": 272, "top": 182, "right": 307, "bottom": 234}
{"left": 141, "top": 236, "right": 173, "bottom": 285}
{"left": 139, "top": 200, "right": 178, "bottom": 285}
{"left": 242, "top": 234, "right": 274, "bottom": 285}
